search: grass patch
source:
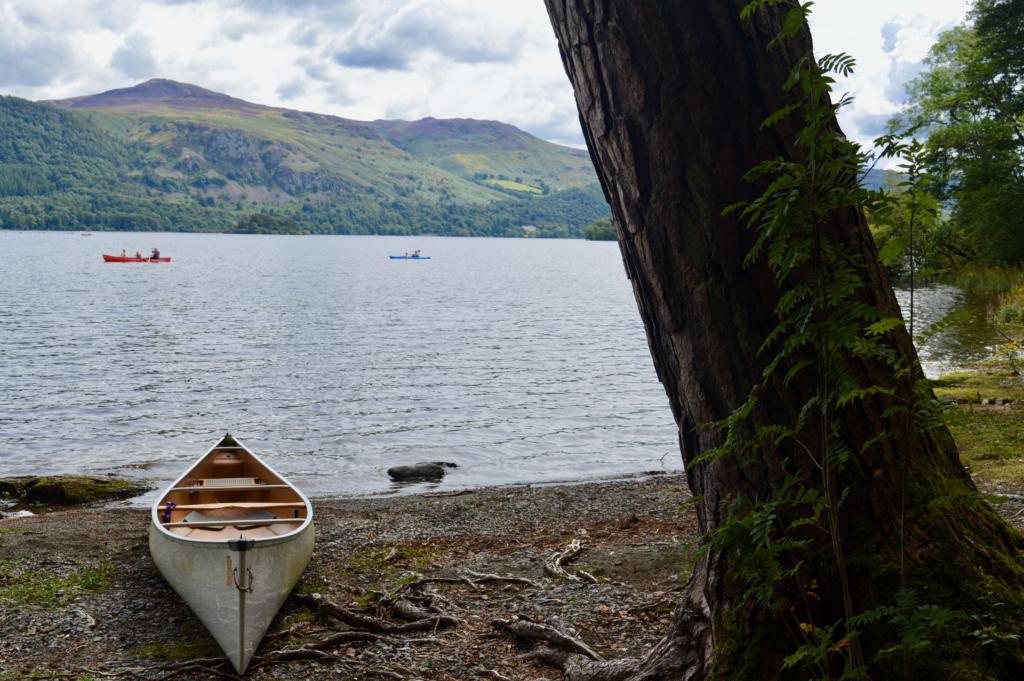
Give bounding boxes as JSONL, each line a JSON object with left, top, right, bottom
{"left": 483, "top": 179, "right": 544, "bottom": 194}
{"left": 0, "top": 554, "right": 115, "bottom": 607}
{"left": 942, "top": 265, "right": 1024, "bottom": 292}
{"left": 946, "top": 405, "right": 1024, "bottom": 486}
{"left": 273, "top": 608, "right": 317, "bottom": 645}
{"left": 931, "top": 365, "right": 1024, "bottom": 486}
{"left": 929, "top": 369, "right": 1024, "bottom": 403}
{"left": 331, "top": 543, "right": 439, "bottom": 592}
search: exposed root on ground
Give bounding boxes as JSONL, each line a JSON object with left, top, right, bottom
{"left": 523, "top": 649, "right": 639, "bottom": 681}
{"left": 491, "top": 617, "right": 602, "bottom": 660}
{"left": 155, "top": 659, "right": 240, "bottom": 680}
{"left": 397, "top": 571, "right": 539, "bottom": 592}
{"left": 544, "top": 538, "right": 597, "bottom": 583}
{"left": 295, "top": 592, "right": 462, "bottom": 633}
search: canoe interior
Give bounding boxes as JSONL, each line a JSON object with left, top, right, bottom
{"left": 156, "top": 436, "right": 308, "bottom": 541}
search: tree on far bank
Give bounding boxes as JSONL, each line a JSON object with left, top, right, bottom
{"left": 542, "top": 1, "right": 1024, "bottom": 679}
{"left": 583, "top": 217, "right": 616, "bottom": 241}
{"left": 898, "top": 0, "right": 1024, "bottom": 265}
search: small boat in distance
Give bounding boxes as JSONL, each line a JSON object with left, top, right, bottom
{"left": 103, "top": 254, "right": 171, "bottom": 263}
{"left": 390, "top": 249, "right": 430, "bottom": 260}
{"left": 149, "top": 434, "right": 314, "bottom": 674}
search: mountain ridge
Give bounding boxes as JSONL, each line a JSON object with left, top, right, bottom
{"left": 48, "top": 78, "right": 269, "bottom": 112}
{"left": 0, "top": 80, "right": 607, "bottom": 236}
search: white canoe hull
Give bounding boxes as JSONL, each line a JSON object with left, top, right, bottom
{"left": 149, "top": 521, "right": 314, "bottom": 673}
{"left": 148, "top": 435, "right": 315, "bottom": 674}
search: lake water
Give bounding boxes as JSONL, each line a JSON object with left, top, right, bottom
{"left": 0, "top": 232, "right": 1000, "bottom": 502}
{"left": 0, "top": 232, "right": 680, "bottom": 500}
{"left": 894, "top": 285, "right": 1002, "bottom": 378}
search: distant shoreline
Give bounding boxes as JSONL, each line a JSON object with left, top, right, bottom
{"left": 0, "top": 228, "right": 620, "bottom": 240}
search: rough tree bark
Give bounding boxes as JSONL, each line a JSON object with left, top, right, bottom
{"left": 543, "top": 1, "right": 1024, "bottom": 679}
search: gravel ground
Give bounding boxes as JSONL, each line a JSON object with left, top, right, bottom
{"left": 0, "top": 474, "right": 697, "bottom": 680}
{"left": 2, "top": 473, "right": 1021, "bottom": 681}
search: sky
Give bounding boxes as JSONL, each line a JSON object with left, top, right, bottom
{"left": 0, "top": 0, "right": 973, "bottom": 151}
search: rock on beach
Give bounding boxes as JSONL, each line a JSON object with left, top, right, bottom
{"left": 387, "top": 461, "right": 458, "bottom": 482}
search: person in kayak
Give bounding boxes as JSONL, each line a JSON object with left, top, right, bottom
{"left": 151, "top": 247, "right": 161, "bottom": 259}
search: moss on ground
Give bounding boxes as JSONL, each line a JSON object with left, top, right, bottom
{"left": 930, "top": 369, "right": 1024, "bottom": 404}
{"left": 945, "top": 406, "right": 1024, "bottom": 486}
{"left": 0, "top": 555, "right": 115, "bottom": 607}
{"left": 931, "top": 365, "right": 1024, "bottom": 486}
{"left": 0, "top": 475, "right": 147, "bottom": 506}
{"left": 332, "top": 543, "right": 440, "bottom": 592}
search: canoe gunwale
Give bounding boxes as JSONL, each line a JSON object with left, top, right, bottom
{"left": 149, "top": 435, "right": 312, "bottom": 547}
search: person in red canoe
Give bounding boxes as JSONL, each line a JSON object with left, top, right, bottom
{"left": 120, "top": 249, "right": 127, "bottom": 257}
{"left": 135, "top": 251, "right": 142, "bottom": 259}
{"left": 151, "top": 247, "right": 160, "bottom": 259}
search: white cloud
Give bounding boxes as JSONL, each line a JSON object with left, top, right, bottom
{"left": 810, "top": 1, "right": 968, "bottom": 151}
{"left": 110, "top": 33, "right": 157, "bottom": 79}
{"left": 0, "top": 0, "right": 970, "bottom": 152}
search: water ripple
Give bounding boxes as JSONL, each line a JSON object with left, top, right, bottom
{"left": 0, "top": 232, "right": 680, "bottom": 496}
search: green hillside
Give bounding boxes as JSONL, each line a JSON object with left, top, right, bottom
{"left": 376, "top": 117, "right": 595, "bottom": 194}
{"left": 0, "top": 80, "right": 607, "bottom": 236}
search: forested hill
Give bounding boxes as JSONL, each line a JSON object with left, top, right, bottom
{"left": 0, "top": 79, "right": 608, "bottom": 237}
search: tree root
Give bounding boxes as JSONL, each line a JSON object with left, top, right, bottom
{"left": 155, "top": 660, "right": 239, "bottom": 681}
{"left": 397, "top": 571, "right": 539, "bottom": 593}
{"left": 544, "top": 538, "right": 596, "bottom": 583}
{"left": 390, "top": 597, "right": 439, "bottom": 622}
{"left": 296, "top": 592, "right": 462, "bottom": 633}
{"left": 463, "top": 570, "right": 540, "bottom": 588}
{"left": 524, "top": 649, "right": 639, "bottom": 681}
{"left": 491, "top": 617, "right": 602, "bottom": 660}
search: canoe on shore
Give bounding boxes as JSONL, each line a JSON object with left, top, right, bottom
{"left": 149, "top": 434, "right": 314, "bottom": 674}
{"left": 103, "top": 254, "right": 171, "bottom": 262}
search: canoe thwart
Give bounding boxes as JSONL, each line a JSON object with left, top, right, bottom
{"left": 158, "top": 502, "right": 307, "bottom": 511}
{"left": 169, "top": 483, "right": 291, "bottom": 492}
{"left": 161, "top": 518, "right": 305, "bottom": 528}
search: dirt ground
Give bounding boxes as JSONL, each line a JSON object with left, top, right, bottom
{"left": 0, "top": 475, "right": 697, "bottom": 680}
{"left": 2, "top": 472, "right": 1022, "bottom": 681}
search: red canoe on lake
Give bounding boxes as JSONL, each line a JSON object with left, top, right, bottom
{"left": 103, "top": 254, "right": 171, "bottom": 263}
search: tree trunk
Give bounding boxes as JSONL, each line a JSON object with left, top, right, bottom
{"left": 543, "top": 1, "right": 1024, "bottom": 679}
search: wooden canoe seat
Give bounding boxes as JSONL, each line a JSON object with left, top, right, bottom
{"left": 158, "top": 502, "right": 306, "bottom": 511}
{"left": 162, "top": 518, "right": 304, "bottom": 528}
{"left": 170, "top": 482, "right": 290, "bottom": 492}
{"left": 202, "top": 476, "right": 256, "bottom": 487}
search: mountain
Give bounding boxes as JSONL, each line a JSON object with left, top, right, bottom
{"left": 862, "top": 167, "right": 906, "bottom": 191}
{"left": 0, "top": 79, "right": 607, "bottom": 236}
{"left": 50, "top": 79, "right": 262, "bottom": 112}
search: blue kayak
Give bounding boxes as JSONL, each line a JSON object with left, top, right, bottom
{"left": 389, "top": 255, "right": 431, "bottom": 260}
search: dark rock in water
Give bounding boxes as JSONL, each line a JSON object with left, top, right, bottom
{"left": 387, "top": 462, "right": 458, "bottom": 482}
